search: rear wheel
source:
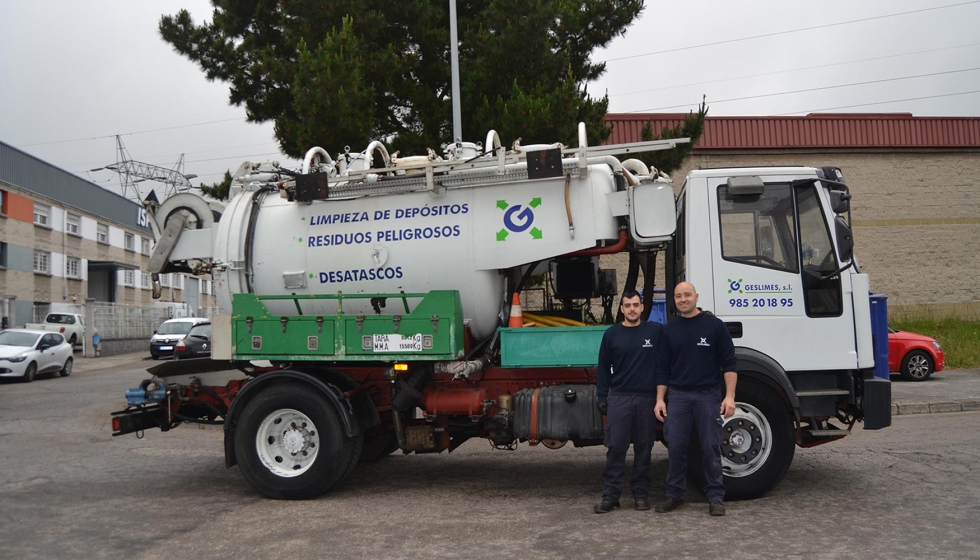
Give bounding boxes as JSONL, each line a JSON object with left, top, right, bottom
{"left": 688, "top": 378, "right": 795, "bottom": 500}
{"left": 59, "top": 357, "right": 73, "bottom": 377}
{"left": 900, "top": 350, "right": 933, "bottom": 381}
{"left": 234, "top": 383, "right": 362, "bottom": 499}
{"left": 22, "top": 362, "right": 37, "bottom": 383}
{"left": 68, "top": 334, "right": 77, "bottom": 347}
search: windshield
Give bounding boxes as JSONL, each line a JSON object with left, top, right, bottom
{"left": 46, "top": 313, "right": 76, "bottom": 324}
{"left": 158, "top": 321, "right": 196, "bottom": 335}
{"left": 0, "top": 331, "right": 41, "bottom": 347}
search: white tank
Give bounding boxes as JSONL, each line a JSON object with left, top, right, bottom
{"left": 210, "top": 173, "right": 621, "bottom": 338}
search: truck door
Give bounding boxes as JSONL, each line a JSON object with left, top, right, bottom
{"left": 707, "top": 176, "right": 857, "bottom": 371}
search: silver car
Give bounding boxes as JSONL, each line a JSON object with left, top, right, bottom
{"left": 0, "top": 329, "right": 74, "bottom": 382}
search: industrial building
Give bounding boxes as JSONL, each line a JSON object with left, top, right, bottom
{"left": 0, "top": 140, "right": 215, "bottom": 331}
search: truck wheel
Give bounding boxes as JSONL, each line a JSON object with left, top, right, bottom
{"left": 234, "top": 383, "right": 361, "bottom": 499}
{"left": 22, "top": 362, "right": 37, "bottom": 383}
{"left": 688, "top": 379, "right": 795, "bottom": 500}
{"left": 59, "top": 357, "right": 73, "bottom": 377}
{"left": 899, "top": 350, "right": 933, "bottom": 381}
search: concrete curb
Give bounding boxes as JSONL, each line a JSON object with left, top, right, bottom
{"left": 892, "top": 400, "right": 980, "bottom": 416}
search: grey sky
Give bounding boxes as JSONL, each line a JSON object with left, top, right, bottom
{"left": 2, "top": 0, "right": 978, "bottom": 201}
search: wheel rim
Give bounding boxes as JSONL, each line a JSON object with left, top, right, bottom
{"left": 907, "top": 354, "right": 930, "bottom": 379}
{"left": 721, "top": 402, "right": 772, "bottom": 478}
{"left": 63, "top": 359, "right": 73, "bottom": 375}
{"left": 255, "top": 408, "right": 320, "bottom": 478}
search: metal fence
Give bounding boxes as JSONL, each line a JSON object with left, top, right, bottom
{"left": 91, "top": 302, "right": 172, "bottom": 340}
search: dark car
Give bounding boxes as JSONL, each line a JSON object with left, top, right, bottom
{"left": 888, "top": 327, "right": 945, "bottom": 381}
{"left": 173, "top": 322, "right": 211, "bottom": 360}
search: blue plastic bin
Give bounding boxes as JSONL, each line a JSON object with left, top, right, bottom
{"left": 869, "top": 294, "right": 889, "bottom": 380}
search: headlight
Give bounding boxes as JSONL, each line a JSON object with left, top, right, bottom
{"left": 932, "top": 341, "right": 942, "bottom": 350}
{"left": 8, "top": 354, "right": 28, "bottom": 363}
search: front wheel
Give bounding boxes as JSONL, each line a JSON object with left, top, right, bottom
{"left": 234, "top": 383, "right": 362, "bottom": 499}
{"left": 899, "top": 350, "right": 933, "bottom": 381}
{"left": 22, "top": 362, "right": 37, "bottom": 383}
{"left": 688, "top": 378, "right": 795, "bottom": 500}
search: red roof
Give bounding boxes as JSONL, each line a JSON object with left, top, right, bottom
{"left": 604, "top": 113, "right": 980, "bottom": 149}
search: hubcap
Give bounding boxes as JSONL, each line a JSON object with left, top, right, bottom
{"left": 255, "top": 408, "right": 320, "bottom": 478}
{"left": 721, "top": 402, "right": 772, "bottom": 478}
{"left": 908, "top": 355, "right": 930, "bottom": 378}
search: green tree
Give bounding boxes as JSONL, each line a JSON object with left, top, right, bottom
{"left": 199, "top": 170, "right": 232, "bottom": 200}
{"left": 159, "top": 1, "right": 643, "bottom": 158}
{"left": 633, "top": 97, "right": 709, "bottom": 175}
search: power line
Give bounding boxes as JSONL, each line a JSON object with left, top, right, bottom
{"left": 776, "top": 90, "right": 980, "bottom": 115}
{"left": 627, "top": 66, "right": 980, "bottom": 113}
{"left": 17, "top": 117, "right": 248, "bottom": 148}
{"left": 601, "top": 0, "right": 980, "bottom": 64}
{"left": 610, "top": 42, "right": 980, "bottom": 98}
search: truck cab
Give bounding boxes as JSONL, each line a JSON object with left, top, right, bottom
{"left": 670, "top": 167, "right": 890, "bottom": 496}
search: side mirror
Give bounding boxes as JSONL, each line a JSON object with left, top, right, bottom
{"left": 835, "top": 215, "right": 854, "bottom": 262}
{"left": 830, "top": 190, "right": 851, "bottom": 214}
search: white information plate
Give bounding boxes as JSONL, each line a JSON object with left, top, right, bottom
{"left": 159, "top": 346, "right": 173, "bottom": 351}
{"left": 372, "top": 334, "right": 422, "bottom": 352}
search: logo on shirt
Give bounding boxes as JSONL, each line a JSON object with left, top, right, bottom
{"left": 643, "top": 339, "right": 653, "bottom": 347}
{"left": 697, "top": 337, "right": 710, "bottom": 347}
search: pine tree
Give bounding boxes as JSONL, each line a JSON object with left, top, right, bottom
{"left": 159, "top": 1, "right": 644, "bottom": 158}
{"left": 199, "top": 170, "right": 232, "bottom": 200}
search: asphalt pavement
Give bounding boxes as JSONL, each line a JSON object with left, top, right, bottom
{"left": 72, "top": 351, "right": 980, "bottom": 417}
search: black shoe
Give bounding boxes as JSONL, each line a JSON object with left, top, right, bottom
{"left": 709, "top": 501, "right": 726, "bottom": 516}
{"left": 593, "top": 500, "right": 620, "bottom": 514}
{"left": 654, "top": 498, "right": 684, "bottom": 513}
{"left": 634, "top": 498, "right": 651, "bottom": 511}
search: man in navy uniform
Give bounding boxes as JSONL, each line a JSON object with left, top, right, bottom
{"left": 654, "top": 282, "right": 737, "bottom": 516}
{"left": 593, "top": 290, "right": 664, "bottom": 513}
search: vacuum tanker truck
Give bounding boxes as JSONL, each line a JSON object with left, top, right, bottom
{"left": 111, "top": 123, "right": 891, "bottom": 500}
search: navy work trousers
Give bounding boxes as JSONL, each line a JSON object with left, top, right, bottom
{"left": 664, "top": 388, "right": 725, "bottom": 502}
{"left": 601, "top": 394, "right": 657, "bottom": 502}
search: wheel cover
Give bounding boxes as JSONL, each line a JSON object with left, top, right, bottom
{"left": 255, "top": 408, "right": 320, "bottom": 478}
{"left": 907, "top": 354, "right": 930, "bottom": 378}
{"left": 63, "top": 359, "right": 73, "bottom": 375}
{"left": 721, "top": 402, "right": 772, "bottom": 478}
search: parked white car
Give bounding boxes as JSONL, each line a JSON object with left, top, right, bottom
{"left": 0, "top": 329, "right": 74, "bottom": 382}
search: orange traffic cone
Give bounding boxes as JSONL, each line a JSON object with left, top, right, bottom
{"left": 508, "top": 293, "right": 524, "bottom": 328}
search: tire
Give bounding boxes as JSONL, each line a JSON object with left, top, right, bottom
{"left": 687, "top": 378, "right": 795, "bottom": 501}
{"left": 234, "top": 383, "right": 362, "bottom": 499}
{"left": 899, "top": 350, "right": 933, "bottom": 382}
{"left": 68, "top": 334, "right": 77, "bottom": 347}
{"left": 59, "top": 357, "right": 73, "bottom": 377}
{"left": 22, "top": 362, "right": 37, "bottom": 383}
{"left": 151, "top": 354, "right": 159, "bottom": 360}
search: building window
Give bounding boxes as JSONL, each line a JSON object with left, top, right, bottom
{"left": 174, "top": 274, "right": 182, "bottom": 290}
{"left": 97, "top": 222, "right": 109, "bottom": 244}
{"left": 123, "top": 270, "right": 135, "bottom": 286}
{"left": 1, "top": 189, "right": 8, "bottom": 215}
{"left": 141, "top": 237, "right": 150, "bottom": 255}
{"left": 201, "top": 279, "right": 209, "bottom": 295}
{"left": 66, "top": 257, "right": 81, "bottom": 278}
{"left": 125, "top": 232, "right": 135, "bottom": 252}
{"left": 141, "top": 271, "right": 151, "bottom": 289}
{"left": 0, "top": 242, "right": 7, "bottom": 268}
{"left": 34, "top": 203, "right": 51, "bottom": 227}
{"left": 34, "top": 250, "right": 51, "bottom": 274}
{"left": 160, "top": 273, "right": 171, "bottom": 287}
{"left": 66, "top": 213, "right": 81, "bottom": 236}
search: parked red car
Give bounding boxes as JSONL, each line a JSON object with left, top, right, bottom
{"left": 888, "top": 328, "right": 944, "bottom": 381}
